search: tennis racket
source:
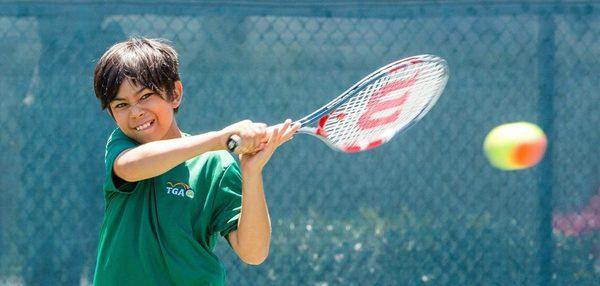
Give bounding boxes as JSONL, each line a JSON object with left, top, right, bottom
{"left": 227, "top": 54, "right": 449, "bottom": 153}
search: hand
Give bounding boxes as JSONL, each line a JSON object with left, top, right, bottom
{"left": 221, "top": 120, "right": 268, "bottom": 154}
{"left": 239, "top": 119, "right": 300, "bottom": 173}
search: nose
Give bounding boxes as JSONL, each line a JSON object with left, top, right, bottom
{"left": 129, "top": 102, "right": 145, "bottom": 119}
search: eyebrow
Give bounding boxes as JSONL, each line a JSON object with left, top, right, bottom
{"left": 112, "top": 86, "right": 149, "bottom": 102}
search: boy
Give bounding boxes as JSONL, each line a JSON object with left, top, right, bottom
{"left": 92, "top": 38, "right": 299, "bottom": 286}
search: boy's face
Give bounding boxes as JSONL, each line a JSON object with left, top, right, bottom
{"left": 109, "top": 80, "right": 183, "bottom": 144}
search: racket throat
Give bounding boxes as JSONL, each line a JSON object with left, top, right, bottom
{"left": 316, "top": 115, "right": 330, "bottom": 138}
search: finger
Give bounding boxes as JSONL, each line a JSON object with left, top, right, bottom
{"left": 271, "top": 119, "right": 290, "bottom": 143}
{"left": 256, "top": 142, "right": 267, "bottom": 151}
{"left": 246, "top": 125, "right": 260, "bottom": 150}
{"left": 257, "top": 123, "right": 268, "bottom": 133}
{"left": 250, "top": 122, "right": 263, "bottom": 135}
{"left": 255, "top": 123, "right": 268, "bottom": 143}
{"left": 279, "top": 119, "right": 292, "bottom": 137}
{"left": 240, "top": 126, "right": 256, "bottom": 153}
{"left": 254, "top": 124, "right": 268, "bottom": 151}
{"left": 279, "top": 121, "right": 299, "bottom": 142}
{"left": 248, "top": 125, "right": 260, "bottom": 149}
{"left": 281, "top": 131, "right": 296, "bottom": 143}
{"left": 260, "top": 124, "right": 271, "bottom": 143}
{"left": 268, "top": 127, "right": 280, "bottom": 147}
{"left": 292, "top": 122, "right": 302, "bottom": 131}
{"left": 288, "top": 121, "right": 301, "bottom": 135}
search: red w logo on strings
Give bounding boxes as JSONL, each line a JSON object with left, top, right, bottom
{"left": 357, "top": 71, "right": 419, "bottom": 130}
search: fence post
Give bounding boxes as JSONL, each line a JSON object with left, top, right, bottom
{"left": 537, "top": 9, "right": 556, "bottom": 286}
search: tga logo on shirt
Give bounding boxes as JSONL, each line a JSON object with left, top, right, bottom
{"left": 165, "top": 182, "right": 195, "bottom": 199}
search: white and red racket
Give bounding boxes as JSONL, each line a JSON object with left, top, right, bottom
{"left": 228, "top": 54, "right": 449, "bottom": 153}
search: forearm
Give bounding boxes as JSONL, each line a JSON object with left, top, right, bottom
{"left": 115, "top": 131, "right": 228, "bottom": 182}
{"left": 226, "top": 119, "right": 297, "bottom": 264}
{"left": 232, "top": 171, "right": 271, "bottom": 264}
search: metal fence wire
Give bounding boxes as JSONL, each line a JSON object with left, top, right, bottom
{"left": 0, "top": 1, "right": 598, "bottom": 285}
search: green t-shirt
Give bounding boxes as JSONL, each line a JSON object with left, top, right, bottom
{"left": 93, "top": 129, "right": 242, "bottom": 286}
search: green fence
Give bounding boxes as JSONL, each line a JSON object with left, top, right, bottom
{"left": 0, "top": 1, "right": 598, "bottom": 285}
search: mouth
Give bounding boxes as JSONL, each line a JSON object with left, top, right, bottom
{"left": 134, "top": 119, "right": 155, "bottom": 131}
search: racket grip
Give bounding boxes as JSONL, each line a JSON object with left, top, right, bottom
{"left": 226, "top": 134, "right": 241, "bottom": 153}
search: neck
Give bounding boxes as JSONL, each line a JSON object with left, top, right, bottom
{"left": 163, "top": 120, "right": 183, "bottom": 140}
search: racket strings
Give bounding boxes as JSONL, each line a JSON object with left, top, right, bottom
{"left": 323, "top": 59, "right": 447, "bottom": 149}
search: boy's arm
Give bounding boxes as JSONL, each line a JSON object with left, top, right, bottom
{"left": 228, "top": 120, "right": 299, "bottom": 265}
{"left": 114, "top": 120, "right": 267, "bottom": 182}
{"left": 227, "top": 171, "right": 270, "bottom": 265}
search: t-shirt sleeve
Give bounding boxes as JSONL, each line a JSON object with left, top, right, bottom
{"left": 103, "top": 129, "right": 139, "bottom": 194}
{"left": 211, "top": 156, "right": 243, "bottom": 239}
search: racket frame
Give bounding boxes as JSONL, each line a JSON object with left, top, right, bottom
{"left": 297, "top": 55, "right": 448, "bottom": 149}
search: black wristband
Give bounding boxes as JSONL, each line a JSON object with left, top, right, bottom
{"left": 226, "top": 135, "right": 241, "bottom": 153}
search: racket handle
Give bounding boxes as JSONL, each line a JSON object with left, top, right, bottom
{"left": 226, "top": 134, "right": 241, "bottom": 153}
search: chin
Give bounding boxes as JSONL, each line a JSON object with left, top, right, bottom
{"left": 122, "top": 130, "right": 159, "bottom": 144}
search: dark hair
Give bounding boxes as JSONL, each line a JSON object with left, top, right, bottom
{"left": 93, "top": 38, "right": 181, "bottom": 113}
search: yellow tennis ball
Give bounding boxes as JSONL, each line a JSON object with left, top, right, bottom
{"left": 483, "top": 122, "right": 547, "bottom": 170}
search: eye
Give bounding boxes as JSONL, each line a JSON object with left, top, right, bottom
{"left": 140, "top": 93, "right": 154, "bottom": 101}
{"left": 114, "top": 103, "right": 128, "bottom": 109}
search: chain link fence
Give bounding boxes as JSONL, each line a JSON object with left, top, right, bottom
{"left": 0, "top": 1, "right": 598, "bottom": 285}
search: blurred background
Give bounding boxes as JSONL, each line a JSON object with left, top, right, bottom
{"left": 0, "top": 0, "right": 598, "bottom": 285}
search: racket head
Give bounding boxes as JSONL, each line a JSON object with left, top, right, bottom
{"left": 298, "top": 54, "right": 448, "bottom": 153}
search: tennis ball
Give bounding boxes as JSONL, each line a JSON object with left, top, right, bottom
{"left": 483, "top": 122, "right": 547, "bottom": 170}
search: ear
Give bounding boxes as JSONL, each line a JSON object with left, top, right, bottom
{"left": 171, "top": 81, "right": 183, "bottom": 109}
